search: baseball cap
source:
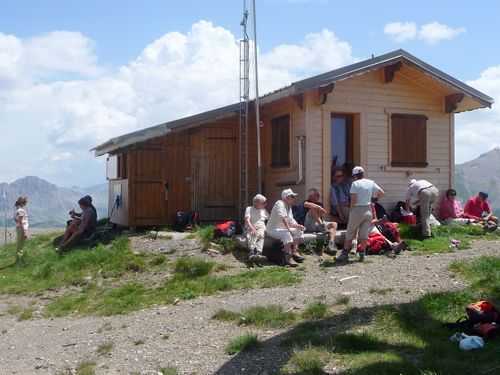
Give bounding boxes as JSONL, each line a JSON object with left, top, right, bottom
{"left": 409, "top": 179, "right": 417, "bottom": 186}
{"left": 281, "top": 188, "right": 298, "bottom": 199}
{"left": 352, "top": 166, "right": 364, "bottom": 176}
{"left": 479, "top": 191, "right": 488, "bottom": 199}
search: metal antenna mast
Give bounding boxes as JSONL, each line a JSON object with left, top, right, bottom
{"left": 239, "top": 0, "right": 250, "bottom": 220}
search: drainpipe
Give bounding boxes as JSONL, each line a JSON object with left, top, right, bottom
{"left": 296, "top": 136, "right": 305, "bottom": 184}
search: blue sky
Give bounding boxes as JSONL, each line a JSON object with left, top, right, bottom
{"left": 1, "top": 0, "right": 499, "bottom": 187}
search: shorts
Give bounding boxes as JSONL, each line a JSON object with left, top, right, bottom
{"left": 266, "top": 227, "right": 302, "bottom": 245}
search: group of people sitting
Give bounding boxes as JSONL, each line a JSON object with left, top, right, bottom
{"left": 57, "top": 195, "right": 97, "bottom": 251}
{"left": 244, "top": 162, "right": 498, "bottom": 267}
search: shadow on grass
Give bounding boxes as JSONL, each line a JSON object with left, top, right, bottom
{"left": 215, "top": 289, "right": 500, "bottom": 374}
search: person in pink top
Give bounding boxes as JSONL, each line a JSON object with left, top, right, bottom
{"left": 440, "top": 189, "right": 475, "bottom": 225}
{"left": 464, "top": 192, "right": 498, "bottom": 224}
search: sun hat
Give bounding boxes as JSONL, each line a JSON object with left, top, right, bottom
{"left": 281, "top": 188, "right": 298, "bottom": 199}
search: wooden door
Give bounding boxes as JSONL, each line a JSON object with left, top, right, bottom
{"left": 164, "top": 133, "right": 191, "bottom": 222}
{"left": 192, "top": 126, "right": 238, "bottom": 222}
{"left": 130, "top": 145, "right": 167, "bottom": 226}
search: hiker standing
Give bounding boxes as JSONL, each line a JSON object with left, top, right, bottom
{"left": 336, "top": 166, "right": 384, "bottom": 262}
{"left": 13, "top": 196, "right": 29, "bottom": 262}
{"left": 405, "top": 179, "right": 438, "bottom": 239}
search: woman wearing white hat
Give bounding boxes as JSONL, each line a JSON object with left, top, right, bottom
{"left": 336, "top": 166, "right": 384, "bottom": 262}
{"left": 266, "top": 188, "right": 306, "bottom": 267}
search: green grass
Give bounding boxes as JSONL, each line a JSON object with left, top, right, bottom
{"left": 213, "top": 304, "right": 298, "bottom": 328}
{"left": 302, "top": 301, "right": 328, "bottom": 320}
{"left": 225, "top": 333, "right": 260, "bottom": 355}
{"left": 17, "top": 308, "right": 35, "bottom": 321}
{"left": 76, "top": 360, "right": 96, "bottom": 375}
{"left": 399, "top": 223, "right": 500, "bottom": 254}
{"left": 193, "top": 226, "right": 214, "bottom": 249}
{"left": 45, "top": 267, "right": 301, "bottom": 317}
{"left": 276, "top": 255, "right": 500, "bottom": 374}
{"left": 159, "top": 366, "right": 178, "bottom": 375}
{"left": 0, "top": 234, "right": 167, "bottom": 294}
{"left": 335, "top": 295, "right": 350, "bottom": 305}
{"left": 97, "top": 341, "right": 113, "bottom": 356}
{"left": 133, "top": 339, "right": 145, "bottom": 345}
{"left": 173, "top": 257, "right": 215, "bottom": 277}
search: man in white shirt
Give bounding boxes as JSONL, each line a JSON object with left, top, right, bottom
{"left": 336, "top": 166, "right": 384, "bottom": 262}
{"left": 406, "top": 179, "right": 438, "bottom": 238}
{"left": 266, "top": 188, "right": 307, "bottom": 267}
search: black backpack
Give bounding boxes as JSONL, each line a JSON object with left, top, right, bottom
{"left": 172, "top": 211, "right": 200, "bottom": 232}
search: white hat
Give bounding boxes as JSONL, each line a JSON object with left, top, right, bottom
{"left": 409, "top": 179, "right": 417, "bottom": 186}
{"left": 281, "top": 188, "right": 298, "bottom": 199}
{"left": 352, "top": 166, "right": 364, "bottom": 176}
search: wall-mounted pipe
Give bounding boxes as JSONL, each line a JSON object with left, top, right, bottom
{"left": 296, "top": 136, "right": 305, "bottom": 185}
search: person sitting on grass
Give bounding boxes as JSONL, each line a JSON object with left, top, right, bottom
{"left": 440, "top": 188, "right": 476, "bottom": 225}
{"left": 464, "top": 192, "right": 498, "bottom": 229}
{"left": 57, "top": 197, "right": 96, "bottom": 251}
{"left": 303, "top": 188, "right": 338, "bottom": 255}
{"left": 266, "top": 189, "right": 306, "bottom": 267}
{"left": 244, "top": 194, "right": 269, "bottom": 267}
{"left": 67, "top": 195, "right": 97, "bottom": 227}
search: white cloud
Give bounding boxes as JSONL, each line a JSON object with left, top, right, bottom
{"left": 383, "top": 22, "right": 417, "bottom": 42}
{"left": 455, "top": 65, "right": 500, "bottom": 163}
{"left": 418, "top": 22, "right": 466, "bottom": 45}
{"left": 0, "top": 21, "right": 355, "bottom": 187}
{"left": 383, "top": 21, "right": 466, "bottom": 45}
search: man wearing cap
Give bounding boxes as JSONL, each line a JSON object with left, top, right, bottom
{"left": 464, "top": 192, "right": 498, "bottom": 225}
{"left": 405, "top": 179, "right": 439, "bottom": 238}
{"left": 266, "top": 188, "right": 307, "bottom": 267}
{"left": 336, "top": 166, "right": 385, "bottom": 262}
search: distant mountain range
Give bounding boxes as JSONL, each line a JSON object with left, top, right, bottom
{"left": 455, "top": 147, "right": 500, "bottom": 215}
{"left": 0, "top": 176, "right": 108, "bottom": 228}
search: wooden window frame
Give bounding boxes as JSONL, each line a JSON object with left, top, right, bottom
{"left": 390, "top": 113, "right": 428, "bottom": 168}
{"left": 270, "top": 114, "right": 291, "bottom": 168}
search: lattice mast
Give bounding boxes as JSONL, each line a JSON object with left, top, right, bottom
{"left": 239, "top": 0, "right": 250, "bottom": 220}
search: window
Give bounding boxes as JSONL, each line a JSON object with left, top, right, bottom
{"left": 391, "top": 114, "right": 427, "bottom": 167}
{"left": 331, "top": 115, "right": 353, "bottom": 167}
{"left": 107, "top": 153, "right": 128, "bottom": 179}
{"left": 271, "top": 114, "right": 290, "bottom": 167}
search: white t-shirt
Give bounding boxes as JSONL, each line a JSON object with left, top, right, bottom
{"left": 267, "top": 200, "right": 296, "bottom": 230}
{"left": 244, "top": 206, "right": 269, "bottom": 231}
{"left": 406, "top": 180, "right": 433, "bottom": 202}
{"left": 14, "top": 207, "right": 29, "bottom": 230}
{"left": 350, "top": 178, "right": 382, "bottom": 207}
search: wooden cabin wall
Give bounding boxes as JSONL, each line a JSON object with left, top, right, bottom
{"left": 318, "top": 68, "right": 451, "bottom": 215}
{"left": 261, "top": 97, "right": 306, "bottom": 206}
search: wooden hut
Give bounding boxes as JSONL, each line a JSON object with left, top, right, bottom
{"left": 93, "top": 49, "right": 493, "bottom": 227}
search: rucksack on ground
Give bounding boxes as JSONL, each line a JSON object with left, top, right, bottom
{"left": 376, "top": 221, "right": 401, "bottom": 243}
{"left": 445, "top": 300, "right": 499, "bottom": 339}
{"left": 214, "top": 221, "right": 237, "bottom": 238}
{"left": 172, "top": 211, "right": 200, "bottom": 232}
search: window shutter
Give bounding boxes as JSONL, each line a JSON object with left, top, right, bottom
{"left": 391, "top": 114, "right": 427, "bottom": 167}
{"left": 271, "top": 115, "right": 290, "bottom": 167}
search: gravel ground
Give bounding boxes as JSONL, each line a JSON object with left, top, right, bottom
{"left": 0, "top": 237, "right": 498, "bottom": 374}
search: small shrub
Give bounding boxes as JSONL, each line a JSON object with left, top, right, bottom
{"left": 159, "top": 366, "right": 178, "bottom": 375}
{"left": 194, "top": 226, "right": 214, "bottom": 249}
{"left": 97, "top": 341, "right": 113, "bottom": 356}
{"left": 288, "top": 346, "right": 330, "bottom": 374}
{"left": 149, "top": 254, "right": 168, "bottom": 266}
{"left": 335, "top": 295, "right": 350, "bottom": 305}
{"left": 369, "top": 287, "right": 394, "bottom": 296}
{"left": 302, "top": 301, "right": 328, "bottom": 320}
{"left": 76, "top": 360, "right": 96, "bottom": 375}
{"left": 18, "top": 308, "right": 35, "bottom": 321}
{"left": 239, "top": 305, "right": 297, "bottom": 327}
{"left": 226, "top": 333, "right": 260, "bottom": 355}
{"left": 320, "top": 258, "right": 336, "bottom": 267}
{"left": 173, "top": 257, "right": 215, "bottom": 278}
{"left": 134, "top": 339, "right": 145, "bottom": 345}
{"left": 214, "top": 237, "right": 237, "bottom": 253}
{"left": 212, "top": 309, "right": 241, "bottom": 322}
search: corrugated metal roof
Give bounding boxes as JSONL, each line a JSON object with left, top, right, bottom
{"left": 93, "top": 49, "right": 494, "bottom": 156}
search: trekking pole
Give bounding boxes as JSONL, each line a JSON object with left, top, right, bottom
{"left": 103, "top": 196, "right": 119, "bottom": 233}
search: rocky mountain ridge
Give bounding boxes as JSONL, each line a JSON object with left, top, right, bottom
{"left": 0, "top": 176, "right": 107, "bottom": 228}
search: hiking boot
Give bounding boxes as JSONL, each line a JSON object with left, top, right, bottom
{"left": 325, "top": 241, "right": 337, "bottom": 256}
{"left": 358, "top": 252, "right": 366, "bottom": 262}
{"left": 350, "top": 239, "right": 358, "bottom": 253}
{"left": 335, "top": 250, "right": 349, "bottom": 262}
{"left": 292, "top": 254, "right": 305, "bottom": 263}
{"left": 391, "top": 240, "right": 407, "bottom": 255}
{"left": 253, "top": 253, "right": 267, "bottom": 267}
{"left": 284, "top": 254, "right": 298, "bottom": 267}
{"left": 486, "top": 223, "right": 498, "bottom": 232}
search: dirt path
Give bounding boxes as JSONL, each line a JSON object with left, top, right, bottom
{"left": 0, "top": 238, "right": 498, "bottom": 374}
